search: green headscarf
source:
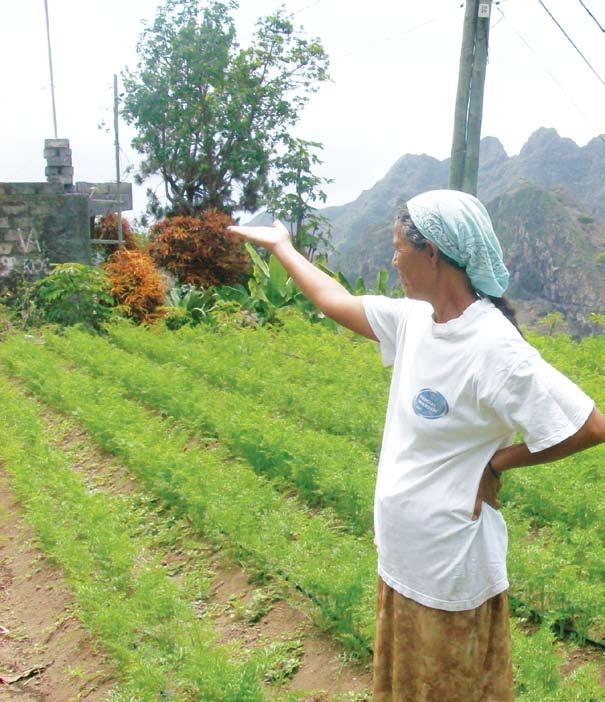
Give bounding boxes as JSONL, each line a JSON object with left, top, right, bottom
{"left": 406, "top": 189, "right": 509, "bottom": 297}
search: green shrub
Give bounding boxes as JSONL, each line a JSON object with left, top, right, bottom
{"left": 163, "top": 284, "right": 217, "bottom": 329}
{"left": 31, "top": 263, "right": 114, "bottom": 329}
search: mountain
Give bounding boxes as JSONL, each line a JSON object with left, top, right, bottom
{"left": 487, "top": 183, "right": 605, "bottom": 331}
{"left": 248, "top": 128, "right": 604, "bottom": 332}
{"left": 319, "top": 128, "right": 605, "bottom": 332}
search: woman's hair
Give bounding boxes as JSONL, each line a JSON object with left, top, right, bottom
{"left": 396, "top": 206, "right": 524, "bottom": 337}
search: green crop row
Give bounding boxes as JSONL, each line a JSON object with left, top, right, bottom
{"left": 47, "top": 327, "right": 377, "bottom": 535}
{"left": 43, "top": 327, "right": 605, "bottom": 639}
{"left": 2, "top": 334, "right": 603, "bottom": 699}
{"left": 0, "top": 373, "right": 265, "bottom": 702}
{"left": 106, "top": 322, "right": 605, "bottom": 537}
{"left": 107, "top": 318, "right": 388, "bottom": 453}
{"left": 0, "top": 335, "right": 378, "bottom": 655}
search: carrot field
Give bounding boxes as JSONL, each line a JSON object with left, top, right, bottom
{"left": 0, "top": 313, "right": 604, "bottom": 700}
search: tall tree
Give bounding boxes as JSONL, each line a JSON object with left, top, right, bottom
{"left": 122, "top": 0, "right": 329, "bottom": 216}
{"left": 266, "top": 137, "right": 333, "bottom": 261}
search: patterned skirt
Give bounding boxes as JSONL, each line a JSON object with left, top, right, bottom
{"left": 373, "top": 577, "right": 515, "bottom": 702}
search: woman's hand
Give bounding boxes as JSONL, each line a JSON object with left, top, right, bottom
{"left": 227, "top": 219, "right": 291, "bottom": 252}
{"left": 472, "top": 462, "right": 502, "bottom": 520}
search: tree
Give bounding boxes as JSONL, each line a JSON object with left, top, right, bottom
{"left": 122, "top": 0, "right": 329, "bottom": 216}
{"left": 265, "top": 137, "right": 333, "bottom": 261}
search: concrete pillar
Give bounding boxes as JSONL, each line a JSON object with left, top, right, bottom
{"left": 43, "top": 138, "right": 74, "bottom": 190}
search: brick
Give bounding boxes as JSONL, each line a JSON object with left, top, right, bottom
{"left": 45, "top": 155, "right": 72, "bottom": 167}
{"left": 12, "top": 217, "right": 33, "bottom": 228}
{"left": 44, "top": 138, "right": 70, "bottom": 149}
{"left": 3, "top": 183, "right": 39, "bottom": 195}
{"left": 45, "top": 165, "right": 74, "bottom": 177}
{"left": 2, "top": 205, "right": 27, "bottom": 216}
{"left": 44, "top": 147, "right": 72, "bottom": 159}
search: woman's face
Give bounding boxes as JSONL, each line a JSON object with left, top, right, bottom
{"left": 392, "top": 222, "right": 436, "bottom": 301}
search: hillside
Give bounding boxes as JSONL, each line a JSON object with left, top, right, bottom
{"left": 320, "top": 129, "right": 605, "bottom": 331}
{"left": 248, "top": 128, "right": 604, "bottom": 331}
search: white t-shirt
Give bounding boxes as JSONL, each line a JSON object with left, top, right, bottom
{"left": 362, "top": 295, "right": 594, "bottom": 611}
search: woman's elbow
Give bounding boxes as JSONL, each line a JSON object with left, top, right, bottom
{"left": 586, "top": 407, "right": 605, "bottom": 446}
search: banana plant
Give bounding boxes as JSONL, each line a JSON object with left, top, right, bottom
{"left": 244, "top": 243, "right": 308, "bottom": 321}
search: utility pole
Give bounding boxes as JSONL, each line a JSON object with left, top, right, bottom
{"left": 449, "top": 0, "right": 493, "bottom": 195}
{"left": 43, "top": 0, "right": 58, "bottom": 138}
{"left": 114, "top": 74, "right": 123, "bottom": 246}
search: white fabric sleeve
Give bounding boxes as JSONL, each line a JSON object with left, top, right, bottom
{"left": 489, "top": 355, "right": 595, "bottom": 453}
{"left": 361, "top": 295, "right": 410, "bottom": 366}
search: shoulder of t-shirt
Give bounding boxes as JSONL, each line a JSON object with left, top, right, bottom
{"left": 361, "top": 295, "right": 430, "bottom": 325}
{"left": 472, "top": 305, "right": 542, "bottom": 399}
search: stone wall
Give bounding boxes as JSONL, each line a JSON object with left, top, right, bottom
{"left": 0, "top": 182, "right": 91, "bottom": 289}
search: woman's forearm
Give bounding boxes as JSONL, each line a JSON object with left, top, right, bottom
{"left": 491, "top": 407, "right": 605, "bottom": 473}
{"left": 270, "top": 240, "right": 350, "bottom": 311}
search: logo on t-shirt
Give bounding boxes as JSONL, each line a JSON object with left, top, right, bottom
{"left": 413, "top": 389, "right": 449, "bottom": 419}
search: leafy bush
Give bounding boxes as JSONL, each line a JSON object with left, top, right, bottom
{"left": 103, "top": 249, "right": 166, "bottom": 324}
{"left": 30, "top": 263, "right": 114, "bottom": 329}
{"left": 148, "top": 210, "right": 249, "bottom": 287}
{"left": 163, "top": 284, "right": 217, "bottom": 329}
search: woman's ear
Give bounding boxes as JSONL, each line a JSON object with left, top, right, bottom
{"left": 425, "top": 241, "right": 440, "bottom": 265}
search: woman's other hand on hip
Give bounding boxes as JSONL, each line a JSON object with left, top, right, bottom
{"left": 472, "top": 462, "right": 502, "bottom": 520}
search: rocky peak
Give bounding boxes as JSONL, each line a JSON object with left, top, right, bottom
{"left": 519, "top": 127, "right": 579, "bottom": 159}
{"left": 479, "top": 136, "right": 507, "bottom": 167}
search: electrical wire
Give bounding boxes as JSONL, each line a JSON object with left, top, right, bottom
{"left": 291, "top": 0, "right": 323, "bottom": 16}
{"left": 577, "top": 0, "right": 605, "bottom": 33}
{"left": 496, "top": 6, "right": 598, "bottom": 130}
{"left": 330, "top": 2, "right": 514, "bottom": 63}
{"left": 535, "top": 0, "right": 605, "bottom": 85}
{"left": 239, "top": 0, "right": 326, "bottom": 43}
{"left": 335, "top": 17, "right": 437, "bottom": 60}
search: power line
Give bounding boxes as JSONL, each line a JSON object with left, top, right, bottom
{"left": 240, "top": 0, "right": 326, "bottom": 43}
{"left": 336, "top": 17, "right": 437, "bottom": 60}
{"left": 497, "top": 6, "right": 598, "bottom": 130}
{"left": 333, "top": 2, "right": 512, "bottom": 63}
{"left": 535, "top": 0, "right": 605, "bottom": 86}
{"left": 577, "top": 0, "right": 605, "bottom": 33}
{"left": 291, "top": 0, "right": 323, "bottom": 16}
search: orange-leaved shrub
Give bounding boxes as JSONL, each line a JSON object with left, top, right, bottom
{"left": 148, "top": 209, "right": 250, "bottom": 287}
{"left": 103, "top": 249, "right": 167, "bottom": 324}
{"left": 94, "top": 213, "right": 138, "bottom": 256}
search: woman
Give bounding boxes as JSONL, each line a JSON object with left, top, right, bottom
{"left": 228, "top": 189, "right": 605, "bottom": 701}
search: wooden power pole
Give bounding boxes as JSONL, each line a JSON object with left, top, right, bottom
{"left": 449, "top": 0, "right": 493, "bottom": 195}
{"left": 114, "top": 74, "right": 123, "bottom": 246}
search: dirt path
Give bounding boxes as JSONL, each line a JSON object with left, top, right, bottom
{"left": 0, "top": 472, "right": 118, "bottom": 701}
{"left": 1, "top": 381, "right": 372, "bottom": 701}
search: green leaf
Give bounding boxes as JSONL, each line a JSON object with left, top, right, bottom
{"left": 353, "top": 277, "right": 366, "bottom": 296}
{"left": 374, "top": 269, "right": 389, "bottom": 296}
{"left": 245, "top": 243, "right": 270, "bottom": 279}
{"left": 267, "top": 255, "right": 288, "bottom": 300}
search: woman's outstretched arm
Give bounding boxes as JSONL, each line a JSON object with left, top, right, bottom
{"left": 228, "top": 221, "right": 378, "bottom": 340}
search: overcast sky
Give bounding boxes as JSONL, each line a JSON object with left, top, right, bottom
{"left": 1, "top": 0, "right": 603, "bottom": 222}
